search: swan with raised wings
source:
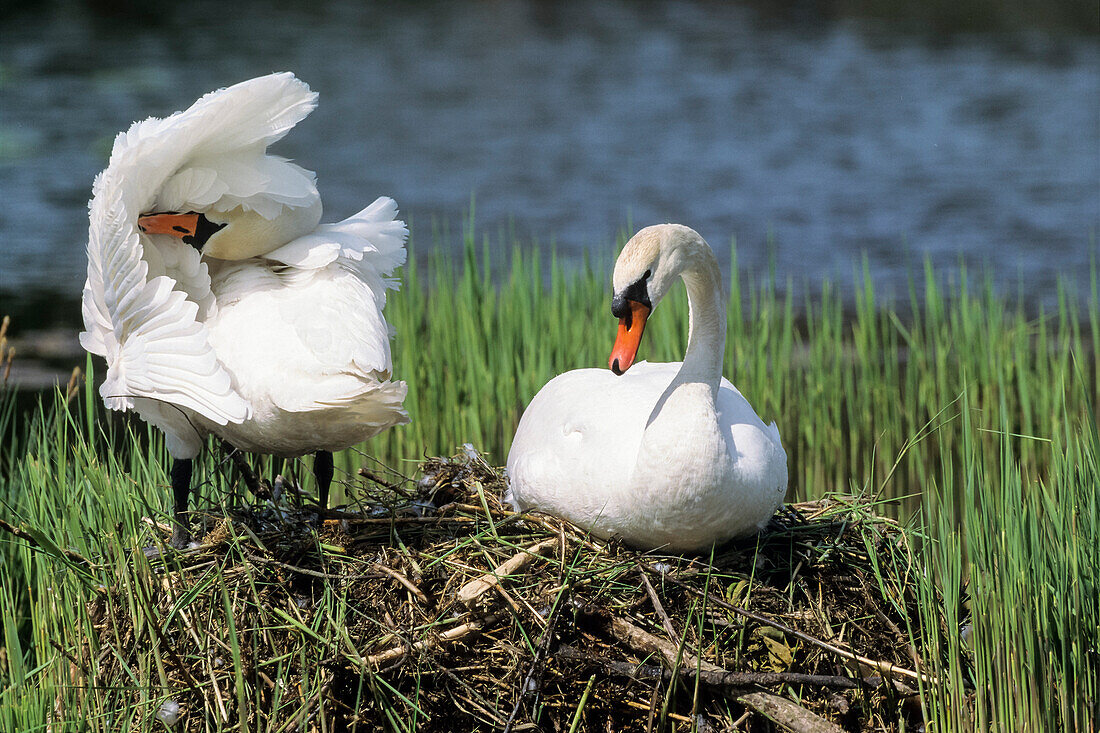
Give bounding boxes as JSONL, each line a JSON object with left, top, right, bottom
{"left": 81, "top": 73, "right": 409, "bottom": 546}
{"left": 506, "top": 224, "right": 787, "bottom": 551}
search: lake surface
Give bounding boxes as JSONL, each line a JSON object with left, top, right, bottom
{"left": 1, "top": 0, "right": 1098, "bottom": 329}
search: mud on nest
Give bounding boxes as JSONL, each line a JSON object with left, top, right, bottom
{"left": 75, "top": 448, "right": 942, "bottom": 732}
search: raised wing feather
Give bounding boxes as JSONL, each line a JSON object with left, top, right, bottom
{"left": 81, "top": 179, "right": 249, "bottom": 426}
{"left": 81, "top": 73, "right": 320, "bottom": 430}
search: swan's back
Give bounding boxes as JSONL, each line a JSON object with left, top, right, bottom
{"left": 506, "top": 361, "right": 787, "bottom": 550}
{"left": 507, "top": 366, "right": 654, "bottom": 512}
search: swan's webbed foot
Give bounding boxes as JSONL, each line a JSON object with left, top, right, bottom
{"left": 168, "top": 523, "right": 194, "bottom": 550}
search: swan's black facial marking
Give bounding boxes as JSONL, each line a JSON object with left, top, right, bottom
{"left": 138, "top": 211, "right": 226, "bottom": 252}
{"left": 180, "top": 214, "right": 227, "bottom": 251}
{"left": 611, "top": 269, "right": 653, "bottom": 329}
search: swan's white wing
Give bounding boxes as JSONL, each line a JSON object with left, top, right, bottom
{"left": 145, "top": 73, "right": 320, "bottom": 218}
{"left": 81, "top": 72, "right": 319, "bottom": 429}
{"left": 80, "top": 180, "right": 250, "bottom": 426}
{"left": 506, "top": 366, "right": 658, "bottom": 515}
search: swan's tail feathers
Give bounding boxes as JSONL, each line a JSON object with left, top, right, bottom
{"left": 265, "top": 196, "right": 409, "bottom": 279}
{"left": 274, "top": 369, "right": 408, "bottom": 415}
{"left": 336, "top": 197, "right": 409, "bottom": 279}
{"left": 348, "top": 380, "right": 411, "bottom": 439}
{"left": 271, "top": 378, "right": 410, "bottom": 449}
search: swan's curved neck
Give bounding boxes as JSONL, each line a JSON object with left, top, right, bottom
{"left": 633, "top": 248, "right": 727, "bottom": 481}
{"left": 678, "top": 255, "right": 726, "bottom": 391}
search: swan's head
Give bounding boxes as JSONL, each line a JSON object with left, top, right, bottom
{"left": 609, "top": 224, "right": 708, "bottom": 375}
{"left": 137, "top": 199, "right": 322, "bottom": 260}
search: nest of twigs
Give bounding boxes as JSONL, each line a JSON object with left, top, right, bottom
{"left": 80, "top": 448, "right": 934, "bottom": 732}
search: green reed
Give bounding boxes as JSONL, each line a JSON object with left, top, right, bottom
{"left": 0, "top": 223, "right": 1096, "bottom": 730}
{"left": 915, "top": 383, "right": 1098, "bottom": 731}
{"left": 373, "top": 230, "right": 1095, "bottom": 514}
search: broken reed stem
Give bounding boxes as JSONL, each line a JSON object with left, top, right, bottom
{"left": 503, "top": 593, "right": 565, "bottom": 733}
{"left": 246, "top": 553, "right": 386, "bottom": 581}
{"left": 376, "top": 563, "right": 432, "bottom": 606}
{"left": 611, "top": 616, "right": 725, "bottom": 674}
{"left": 738, "top": 691, "right": 846, "bottom": 733}
{"left": 638, "top": 567, "right": 680, "bottom": 642}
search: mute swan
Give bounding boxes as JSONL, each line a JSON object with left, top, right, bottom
{"left": 80, "top": 73, "right": 409, "bottom": 547}
{"left": 506, "top": 224, "right": 787, "bottom": 551}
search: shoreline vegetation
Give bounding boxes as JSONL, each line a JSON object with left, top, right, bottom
{"left": 0, "top": 237, "right": 1096, "bottom": 730}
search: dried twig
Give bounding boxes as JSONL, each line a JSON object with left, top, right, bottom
{"left": 246, "top": 553, "right": 385, "bottom": 581}
{"left": 376, "top": 563, "right": 433, "bottom": 606}
{"left": 503, "top": 596, "right": 565, "bottom": 733}
{"left": 610, "top": 616, "right": 725, "bottom": 674}
{"left": 556, "top": 645, "right": 859, "bottom": 691}
{"left": 638, "top": 566, "right": 680, "bottom": 642}
{"left": 738, "top": 691, "right": 846, "bottom": 733}
{"left": 364, "top": 611, "right": 507, "bottom": 668}
{"left": 458, "top": 538, "right": 557, "bottom": 605}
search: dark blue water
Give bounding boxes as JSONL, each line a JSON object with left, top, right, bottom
{"left": 1, "top": 0, "right": 1098, "bottom": 323}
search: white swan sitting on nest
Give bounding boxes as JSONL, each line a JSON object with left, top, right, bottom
{"left": 80, "top": 72, "right": 409, "bottom": 546}
{"left": 506, "top": 224, "right": 787, "bottom": 552}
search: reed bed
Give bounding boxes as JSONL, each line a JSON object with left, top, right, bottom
{"left": 11, "top": 450, "right": 932, "bottom": 731}
{"left": 0, "top": 230, "right": 1097, "bottom": 731}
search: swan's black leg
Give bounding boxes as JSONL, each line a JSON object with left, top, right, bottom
{"left": 314, "top": 450, "right": 334, "bottom": 515}
{"left": 169, "top": 458, "right": 194, "bottom": 548}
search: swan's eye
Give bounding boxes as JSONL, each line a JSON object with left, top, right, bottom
{"left": 644, "top": 269, "right": 652, "bottom": 280}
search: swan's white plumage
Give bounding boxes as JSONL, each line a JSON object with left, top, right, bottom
{"left": 81, "top": 72, "right": 408, "bottom": 460}
{"left": 506, "top": 225, "right": 787, "bottom": 552}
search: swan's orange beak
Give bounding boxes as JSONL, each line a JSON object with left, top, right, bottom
{"left": 609, "top": 300, "right": 650, "bottom": 375}
{"left": 137, "top": 212, "right": 201, "bottom": 239}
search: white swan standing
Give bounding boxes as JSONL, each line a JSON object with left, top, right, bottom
{"left": 80, "top": 73, "right": 409, "bottom": 546}
{"left": 506, "top": 224, "right": 787, "bottom": 551}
